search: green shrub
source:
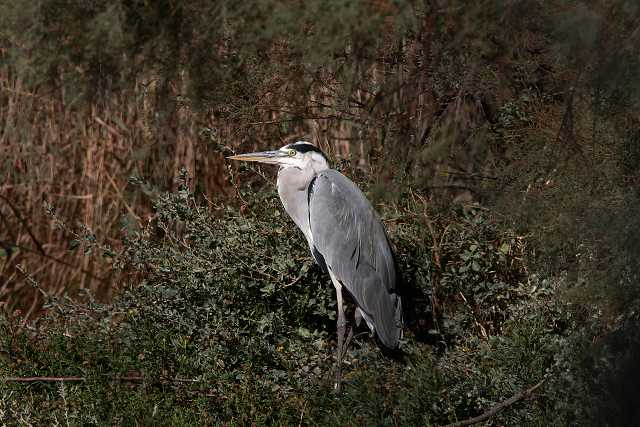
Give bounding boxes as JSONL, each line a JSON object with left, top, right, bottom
{"left": 0, "top": 179, "right": 572, "bottom": 425}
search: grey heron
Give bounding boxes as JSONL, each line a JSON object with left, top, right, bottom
{"left": 228, "top": 141, "right": 402, "bottom": 391}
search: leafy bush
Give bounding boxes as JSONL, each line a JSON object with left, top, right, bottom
{"left": 0, "top": 175, "right": 577, "bottom": 425}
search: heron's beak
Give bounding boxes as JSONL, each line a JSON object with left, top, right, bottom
{"left": 227, "top": 150, "right": 287, "bottom": 165}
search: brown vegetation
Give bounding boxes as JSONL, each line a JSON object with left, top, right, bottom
{"left": 0, "top": 0, "right": 635, "bottom": 329}
{"left": 0, "top": 19, "right": 509, "bottom": 315}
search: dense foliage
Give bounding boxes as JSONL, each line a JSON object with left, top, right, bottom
{"left": 2, "top": 177, "right": 574, "bottom": 424}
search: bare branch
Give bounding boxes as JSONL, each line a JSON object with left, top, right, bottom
{"left": 4, "top": 376, "right": 86, "bottom": 383}
{"left": 6, "top": 241, "right": 107, "bottom": 283}
{"left": 444, "top": 375, "right": 549, "bottom": 427}
{"left": 0, "top": 194, "right": 45, "bottom": 255}
{"left": 3, "top": 375, "right": 200, "bottom": 384}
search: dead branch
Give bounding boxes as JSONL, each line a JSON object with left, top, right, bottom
{"left": 3, "top": 375, "right": 200, "bottom": 384}
{"left": 4, "top": 376, "right": 86, "bottom": 382}
{"left": 443, "top": 375, "right": 549, "bottom": 427}
{"left": 0, "top": 194, "right": 45, "bottom": 255}
{"left": 7, "top": 241, "right": 108, "bottom": 283}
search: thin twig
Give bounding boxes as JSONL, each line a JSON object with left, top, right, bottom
{"left": 4, "top": 377, "right": 85, "bottom": 383}
{"left": 105, "top": 171, "right": 140, "bottom": 221}
{"left": 3, "top": 375, "right": 201, "bottom": 383}
{"left": 415, "top": 193, "right": 442, "bottom": 335}
{"left": 0, "top": 194, "right": 45, "bottom": 255}
{"left": 3, "top": 241, "right": 107, "bottom": 283}
{"left": 298, "top": 400, "right": 307, "bottom": 427}
{"left": 444, "top": 375, "right": 549, "bottom": 427}
{"left": 94, "top": 116, "right": 123, "bottom": 138}
{"left": 458, "top": 291, "right": 487, "bottom": 340}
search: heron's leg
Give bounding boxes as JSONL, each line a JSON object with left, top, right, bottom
{"left": 341, "top": 326, "right": 354, "bottom": 361}
{"left": 329, "top": 270, "right": 347, "bottom": 393}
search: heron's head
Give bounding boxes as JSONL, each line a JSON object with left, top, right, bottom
{"left": 227, "top": 141, "right": 329, "bottom": 172}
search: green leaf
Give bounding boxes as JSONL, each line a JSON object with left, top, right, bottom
{"left": 296, "top": 327, "right": 311, "bottom": 338}
{"left": 103, "top": 248, "right": 117, "bottom": 258}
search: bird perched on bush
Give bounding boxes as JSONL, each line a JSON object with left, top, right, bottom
{"left": 229, "top": 141, "right": 402, "bottom": 392}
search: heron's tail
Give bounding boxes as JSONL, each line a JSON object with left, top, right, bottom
{"left": 375, "top": 292, "right": 403, "bottom": 350}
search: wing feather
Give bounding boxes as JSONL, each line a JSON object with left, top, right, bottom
{"left": 308, "top": 170, "right": 402, "bottom": 348}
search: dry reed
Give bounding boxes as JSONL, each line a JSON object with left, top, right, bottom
{"left": 0, "top": 26, "right": 497, "bottom": 317}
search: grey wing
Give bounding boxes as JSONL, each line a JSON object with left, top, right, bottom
{"left": 308, "top": 170, "right": 402, "bottom": 349}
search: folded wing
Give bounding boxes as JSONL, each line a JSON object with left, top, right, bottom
{"left": 308, "top": 170, "right": 402, "bottom": 349}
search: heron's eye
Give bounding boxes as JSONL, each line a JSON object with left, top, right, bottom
{"left": 287, "top": 149, "right": 296, "bottom": 157}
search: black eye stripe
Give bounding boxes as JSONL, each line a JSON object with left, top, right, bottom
{"left": 288, "top": 142, "right": 323, "bottom": 154}
{"left": 282, "top": 142, "right": 329, "bottom": 163}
